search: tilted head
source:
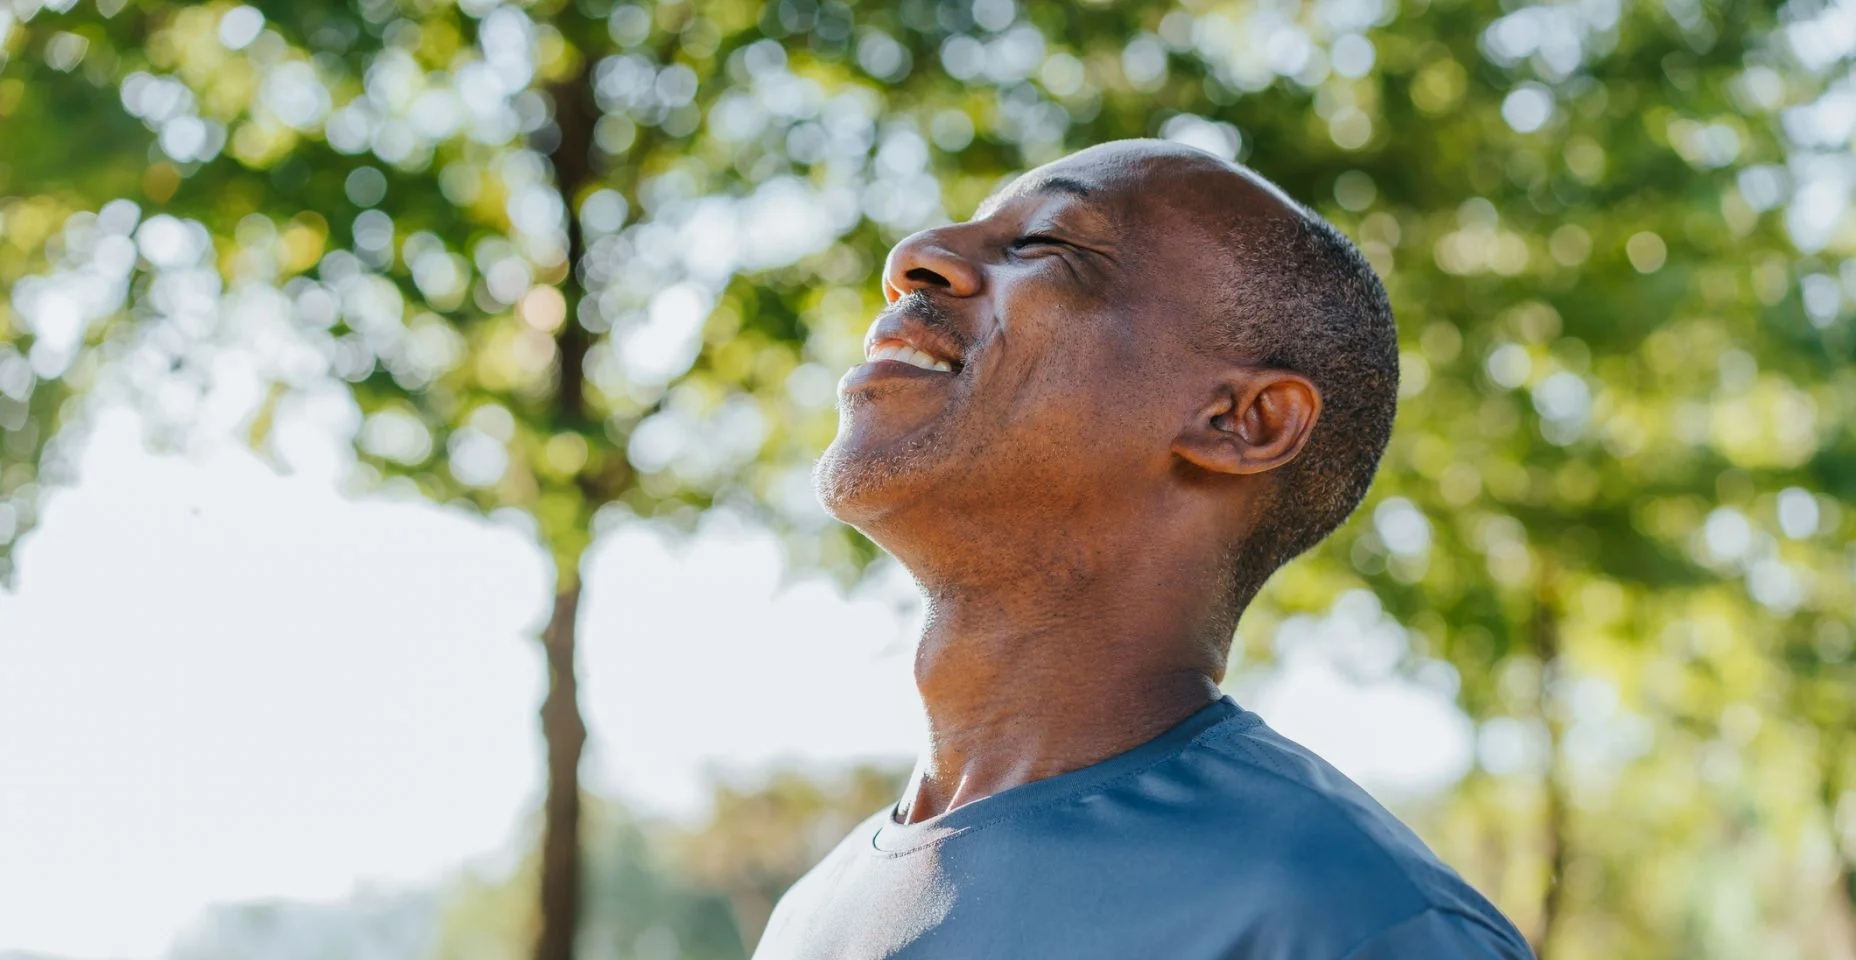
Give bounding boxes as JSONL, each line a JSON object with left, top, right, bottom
{"left": 817, "top": 139, "right": 1397, "bottom": 623}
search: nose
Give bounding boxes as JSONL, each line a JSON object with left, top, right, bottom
{"left": 882, "top": 228, "right": 982, "bottom": 303}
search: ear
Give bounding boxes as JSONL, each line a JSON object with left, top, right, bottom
{"left": 1172, "top": 369, "right": 1322, "bottom": 476}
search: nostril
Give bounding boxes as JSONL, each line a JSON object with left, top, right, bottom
{"left": 905, "top": 267, "right": 951, "bottom": 288}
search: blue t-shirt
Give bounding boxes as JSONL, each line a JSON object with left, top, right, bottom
{"left": 753, "top": 697, "right": 1534, "bottom": 959}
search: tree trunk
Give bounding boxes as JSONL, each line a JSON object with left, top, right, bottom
{"left": 535, "top": 582, "right": 586, "bottom": 960}
{"left": 533, "top": 50, "right": 599, "bottom": 960}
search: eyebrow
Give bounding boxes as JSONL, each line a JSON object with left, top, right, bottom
{"left": 974, "top": 174, "right": 1096, "bottom": 220}
{"left": 1026, "top": 175, "right": 1094, "bottom": 198}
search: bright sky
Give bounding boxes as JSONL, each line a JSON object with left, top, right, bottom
{"left": 0, "top": 407, "right": 1470, "bottom": 959}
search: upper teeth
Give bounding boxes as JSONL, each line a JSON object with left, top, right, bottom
{"left": 868, "top": 341, "right": 952, "bottom": 372}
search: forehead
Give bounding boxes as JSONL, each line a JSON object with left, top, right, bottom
{"left": 974, "top": 141, "right": 1294, "bottom": 241}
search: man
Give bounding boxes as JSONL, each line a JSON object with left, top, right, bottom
{"left": 753, "top": 140, "right": 1534, "bottom": 959}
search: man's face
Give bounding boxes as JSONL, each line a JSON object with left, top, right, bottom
{"left": 816, "top": 142, "right": 1250, "bottom": 541}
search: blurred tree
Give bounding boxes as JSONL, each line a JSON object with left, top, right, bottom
{"left": 424, "top": 768, "right": 905, "bottom": 960}
{"left": 3, "top": 0, "right": 1853, "bottom": 958}
{"left": 430, "top": 795, "right": 751, "bottom": 960}
{"left": 166, "top": 888, "right": 443, "bottom": 960}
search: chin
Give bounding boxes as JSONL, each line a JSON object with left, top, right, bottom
{"left": 813, "top": 437, "right": 906, "bottom": 528}
{"left": 812, "top": 420, "right": 951, "bottom": 529}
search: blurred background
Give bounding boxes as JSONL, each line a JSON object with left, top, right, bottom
{"left": 0, "top": 0, "right": 1852, "bottom": 957}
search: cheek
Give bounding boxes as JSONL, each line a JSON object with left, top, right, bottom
{"left": 987, "top": 311, "right": 1155, "bottom": 442}
{"left": 983, "top": 269, "right": 1123, "bottom": 379}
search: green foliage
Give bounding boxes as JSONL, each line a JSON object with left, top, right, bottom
{"left": 428, "top": 797, "right": 751, "bottom": 960}
{"left": 4, "top": 0, "right": 1854, "bottom": 956}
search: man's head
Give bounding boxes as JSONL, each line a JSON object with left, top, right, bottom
{"left": 816, "top": 140, "right": 1396, "bottom": 619}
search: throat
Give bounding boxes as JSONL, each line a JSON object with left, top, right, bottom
{"left": 902, "top": 617, "right": 1222, "bottom": 823}
{"left": 893, "top": 517, "right": 1238, "bottom": 823}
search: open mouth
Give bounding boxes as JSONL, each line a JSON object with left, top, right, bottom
{"left": 866, "top": 338, "right": 957, "bottom": 373}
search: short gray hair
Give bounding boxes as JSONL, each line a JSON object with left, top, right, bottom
{"left": 1215, "top": 203, "right": 1399, "bottom": 610}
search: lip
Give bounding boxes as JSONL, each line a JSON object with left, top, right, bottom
{"left": 839, "top": 358, "right": 957, "bottom": 393}
{"left": 863, "top": 303, "right": 966, "bottom": 370}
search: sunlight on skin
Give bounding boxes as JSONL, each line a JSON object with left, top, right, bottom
{"left": 0, "top": 408, "right": 1468, "bottom": 958}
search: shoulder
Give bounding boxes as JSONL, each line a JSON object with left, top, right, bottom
{"left": 1085, "top": 708, "right": 1532, "bottom": 954}
{"left": 1181, "top": 713, "right": 1482, "bottom": 901}
{"left": 763, "top": 809, "right": 887, "bottom": 920}
{"left": 1337, "top": 907, "right": 1537, "bottom": 959}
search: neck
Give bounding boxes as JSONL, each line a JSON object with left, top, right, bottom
{"left": 895, "top": 543, "right": 1229, "bottom": 824}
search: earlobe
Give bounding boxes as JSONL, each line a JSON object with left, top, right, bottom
{"left": 1172, "top": 370, "right": 1321, "bottom": 477}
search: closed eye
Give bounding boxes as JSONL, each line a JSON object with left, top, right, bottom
{"left": 1011, "top": 233, "right": 1064, "bottom": 250}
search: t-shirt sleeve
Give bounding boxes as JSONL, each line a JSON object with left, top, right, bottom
{"left": 1338, "top": 907, "right": 1537, "bottom": 960}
